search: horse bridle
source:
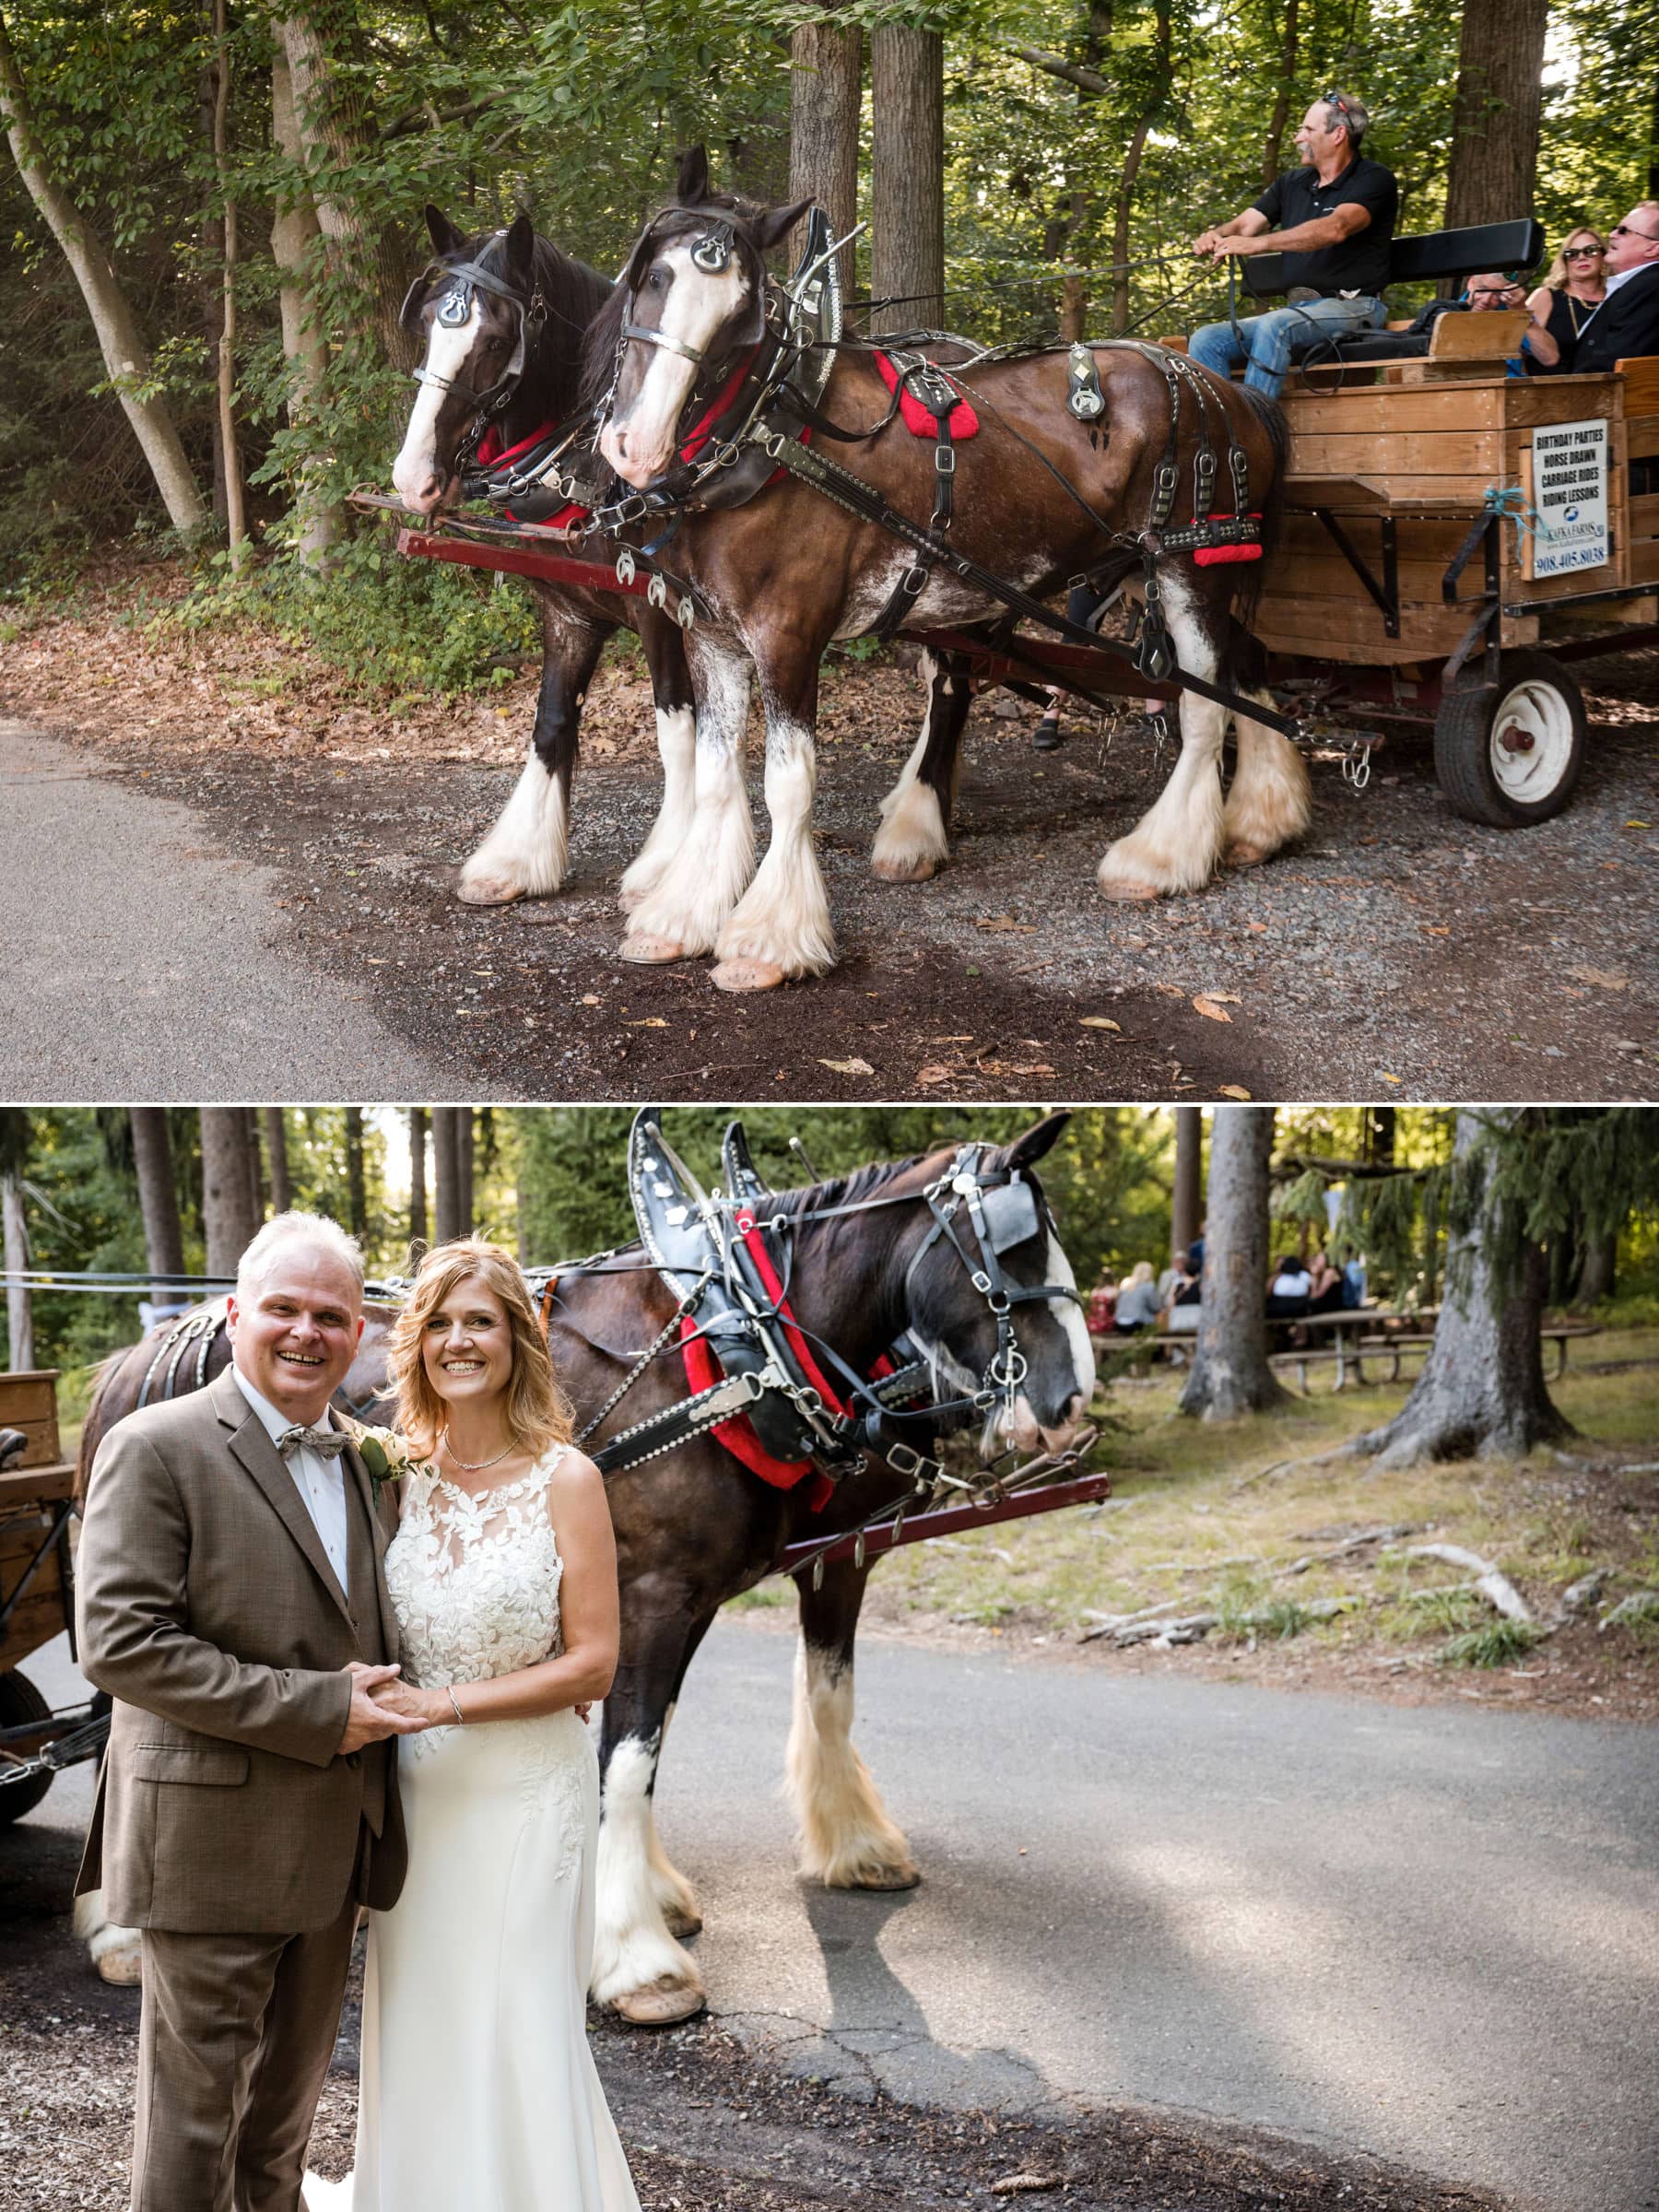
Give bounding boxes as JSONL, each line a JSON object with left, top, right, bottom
{"left": 401, "top": 247, "right": 548, "bottom": 424}
{"left": 611, "top": 206, "right": 775, "bottom": 418}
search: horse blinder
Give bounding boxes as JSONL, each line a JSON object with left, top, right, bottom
{"left": 977, "top": 1176, "right": 1042, "bottom": 1256}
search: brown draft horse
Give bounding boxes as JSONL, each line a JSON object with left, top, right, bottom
{"left": 592, "top": 149, "right": 1309, "bottom": 991}
{"left": 72, "top": 1115, "right": 1094, "bottom": 2023}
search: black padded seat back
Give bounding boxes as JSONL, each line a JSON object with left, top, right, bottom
{"left": 1244, "top": 217, "right": 1545, "bottom": 299}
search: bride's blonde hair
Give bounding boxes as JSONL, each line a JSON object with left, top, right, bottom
{"left": 389, "top": 1238, "right": 574, "bottom": 1461}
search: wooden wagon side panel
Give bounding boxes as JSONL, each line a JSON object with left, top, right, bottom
{"left": 0, "top": 1373, "right": 73, "bottom": 1677}
{"left": 0, "top": 1370, "right": 62, "bottom": 1469}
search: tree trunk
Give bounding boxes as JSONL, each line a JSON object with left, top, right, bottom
{"left": 199, "top": 9, "right": 229, "bottom": 528}
{"left": 408, "top": 1107, "right": 429, "bottom": 1251}
{"left": 211, "top": 0, "right": 247, "bottom": 571}
{"left": 433, "top": 1109, "right": 463, "bottom": 1243}
{"left": 1353, "top": 1112, "right": 1571, "bottom": 1470}
{"left": 456, "top": 1108, "right": 475, "bottom": 1234}
{"left": 0, "top": 8, "right": 208, "bottom": 535}
{"left": 263, "top": 1108, "right": 293, "bottom": 1214}
{"left": 270, "top": 47, "right": 341, "bottom": 562}
{"left": 278, "top": 4, "right": 414, "bottom": 369}
{"left": 131, "top": 1110, "right": 188, "bottom": 1307}
{"left": 1572, "top": 1230, "right": 1616, "bottom": 1311}
{"left": 243, "top": 1106, "right": 265, "bottom": 1225}
{"left": 870, "top": 25, "right": 944, "bottom": 334}
{"left": 344, "top": 1107, "right": 367, "bottom": 1238}
{"left": 1442, "top": 0, "right": 1548, "bottom": 230}
{"left": 788, "top": 9, "right": 862, "bottom": 270}
{"left": 3, "top": 1169, "right": 29, "bottom": 1371}
{"left": 1108, "top": 0, "right": 1166, "bottom": 335}
{"left": 1260, "top": 0, "right": 1300, "bottom": 187}
{"left": 1171, "top": 1106, "right": 1202, "bottom": 1260}
{"left": 1180, "top": 1108, "right": 1287, "bottom": 1419}
{"left": 201, "top": 1108, "right": 259, "bottom": 1280}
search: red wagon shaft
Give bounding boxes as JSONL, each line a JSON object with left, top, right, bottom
{"left": 776, "top": 1468, "right": 1113, "bottom": 1576}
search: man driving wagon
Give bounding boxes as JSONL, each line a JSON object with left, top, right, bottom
{"left": 1187, "top": 90, "right": 1397, "bottom": 398}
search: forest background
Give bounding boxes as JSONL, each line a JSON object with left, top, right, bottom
{"left": 3, "top": 0, "right": 1657, "bottom": 688}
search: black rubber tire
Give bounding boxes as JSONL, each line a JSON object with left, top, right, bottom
{"left": 0, "top": 1670, "right": 56, "bottom": 1824}
{"left": 1433, "top": 649, "right": 1586, "bottom": 828}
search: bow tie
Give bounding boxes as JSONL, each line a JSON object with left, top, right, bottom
{"left": 276, "top": 1423, "right": 349, "bottom": 1462}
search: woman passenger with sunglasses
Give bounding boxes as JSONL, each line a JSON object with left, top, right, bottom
{"left": 1524, "top": 229, "right": 1607, "bottom": 371}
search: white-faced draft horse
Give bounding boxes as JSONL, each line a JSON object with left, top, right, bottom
{"left": 71, "top": 1114, "right": 1095, "bottom": 2023}
{"left": 392, "top": 207, "right": 701, "bottom": 911}
{"left": 589, "top": 148, "right": 1311, "bottom": 991}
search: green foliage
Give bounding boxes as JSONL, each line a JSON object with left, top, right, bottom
{"left": 1437, "top": 1617, "right": 1548, "bottom": 1668}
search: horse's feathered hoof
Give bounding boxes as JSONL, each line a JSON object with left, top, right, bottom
{"left": 871, "top": 853, "right": 938, "bottom": 883}
{"left": 1225, "top": 840, "right": 1271, "bottom": 867}
{"left": 613, "top": 1975, "right": 707, "bottom": 2027}
{"left": 711, "top": 958, "right": 787, "bottom": 993}
{"left": 618, "top": 933, "right": 689, "bottom": 964}
{"left": 1097, "top": 878, "right": 1161, "bottom": 902}
{"left": 839, "top": 1863, "right": 921, "bottom": 1893}
{"left": 664, "top": 1905, "right": 704, "bottom": 1938}
{"left": 456, "top": 872, "right": 526, "bottom": 907}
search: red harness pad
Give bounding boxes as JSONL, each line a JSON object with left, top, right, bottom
{"left": 476, "top": 419, "right": 588, "bottom": 532}
{"left": 873, "top": 352, "right": 980, "bottom": 440}
{"left": 1192, "top": 512, "right": 1264, "bottom": 566}
{"left": 678, "top": 1319, "right": 835, "bottom": 1509}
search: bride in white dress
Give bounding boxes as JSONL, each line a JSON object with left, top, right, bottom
{"left": 305, "top": 1238, "right": 640, "bottom": 2212}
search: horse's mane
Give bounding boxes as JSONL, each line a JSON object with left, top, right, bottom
{"left": 453, "top": 224, "right": 614, "bottom": 420}
{"left": 577, "top": 182, "right": 771, "bottom": 408}
{"left": 773, "top": 1151, "right": 937, "bottom": 1223}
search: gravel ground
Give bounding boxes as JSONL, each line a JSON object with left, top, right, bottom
{"left": 5, "top": 580, "right": 1657, "bottom": 1101}
{"left": 0, "top": 1820, "right": 1509, "bottom": 2212}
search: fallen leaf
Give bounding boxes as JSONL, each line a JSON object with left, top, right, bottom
{"left": 625, "top": 1017, "right": 668, "bottom": 1029}
{"left": 1204, "top": 990, "right": 1241, "bottom": 1003}
{"left": 818, "top": 1056, "right": 875, "bottom": 1076}
{"left": 581, "top": 994, "right": 601, "bottom": 1006}
{"left": 1218, "top": 1084, "right": 1252, "bottom": 1100}
{"left": 1078, "top": 1016, "right": 1121, "bottom": 1031}
{"left": 914, "top": 1063, "right": 957, "bottom": 1085}
{"left": 1192, "top": 995, "right": 1232, "bottom": 1022}
{"left": 976, "top": 913, "right": 1037, "bottom": 934}
{"left": 1627, "top": 819, "right": 1651, "bottom": 829}
{"left": 1381, "top": 1073, "right": 1403, "bottom": 1084}
{"left": 1568, "top": 965, "right": 1628, "bottom": 991}
{"left": 1420, "top": 924, "right": 1450, "bottom": 936}
{"left": 1246, "top": 920, "right": 1267, "bottom": 934}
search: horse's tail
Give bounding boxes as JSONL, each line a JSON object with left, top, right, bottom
{"left": 75, "top": 1344, "right": 134, "bottom": 1508}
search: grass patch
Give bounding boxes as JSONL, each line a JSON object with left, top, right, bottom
{"left": 1437, "top": 1618, "right": 1550, "bottom": 1668}
{"left": 726, "top": 1583, "right": 791, "bottom": 1612}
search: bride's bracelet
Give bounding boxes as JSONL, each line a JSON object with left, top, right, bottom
{"left": 446, "top": 1685, "right": 466, "bottom": 1726}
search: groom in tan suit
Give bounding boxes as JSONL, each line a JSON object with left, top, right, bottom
{"left": 76, "top": 1211, "right": 431, "bottom": 2212}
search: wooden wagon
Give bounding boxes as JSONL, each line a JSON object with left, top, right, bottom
{"left": 0, "top": 1369, "right": 103, "bottom": 1825}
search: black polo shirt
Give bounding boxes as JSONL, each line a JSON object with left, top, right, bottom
{"left": 1253, "top": 156, "right": 1397, "bottom": 296}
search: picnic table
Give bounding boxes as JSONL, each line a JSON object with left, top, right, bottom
{"left": 1268, "top": 1310, "right": 1603, "bottom": 1394}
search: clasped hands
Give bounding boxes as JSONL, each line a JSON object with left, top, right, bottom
{"left": 1192, "top": 228, "right": 1263, "bottom": 261}
{"left": 338, "top": 1660, "right": 592, "bottom": 1756}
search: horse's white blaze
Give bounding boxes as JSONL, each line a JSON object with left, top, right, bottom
{"left": 591, "top": 1734, "right": 703, "bottom": 2007}
{"left": 600, "top": 244, "right": 751, "bottom": 486}
{"left": 1098, "top": 567, "right": 1227, "bottom": 897}
{"left": 785, "top": 1639, "right": 916, "bottom": 1888}
{"left": 715, "top": 716, "right": 835, "bottom": 977}
{"left": 459, "top": 752, "right": 570, "bottom": 902}
{"left": 625, "top": 646, "right": 754, "bottom": 955}
{"left": 620, "top": 703, "right": 698, "bottom": 909}
{"left": 392, "top": 300, "right": 481, "bottom": 511}
{"left": 73, "top": 1890, "right": 143, "bottom": 1985}
{"left": 1224, "top": 688, "right": 1311, "bottom": 858}
{"left": 872, "top": 663, "right": 951, "bottom": 879}
{"left": 1009, "top": 1230, "right": 1096, "bottom": 1449}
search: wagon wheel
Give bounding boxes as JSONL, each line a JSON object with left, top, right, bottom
{"left": 0, "top": 1670, "right": 56, "bottom": 1825}
{"left": 1433, "top": 650, "right": 1586, "bottom": 829}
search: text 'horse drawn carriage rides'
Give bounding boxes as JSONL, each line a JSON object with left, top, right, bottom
{"left": 70, "top": 1112, "right": 1104, "bottom": 2021}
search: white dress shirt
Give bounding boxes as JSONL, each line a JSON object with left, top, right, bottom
{"left": 233, "top": 1366, "right": 351, "bottom": 1597}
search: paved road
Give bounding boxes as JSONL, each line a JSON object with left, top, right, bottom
{"left": 17, "top": 1622, "right": 1658, "bottom": 2210}
{"left": 0, "top": 721, "right": 442, "bottom": 1099}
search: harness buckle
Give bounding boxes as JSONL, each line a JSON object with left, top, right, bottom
{"left": 935, "top": 444, "right": 957, "bottom": 476}
{"left": 899, "top": 563, "right": 929, "bottom": 599}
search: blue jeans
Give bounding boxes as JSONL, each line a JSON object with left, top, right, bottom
{"left": 1188, "top": 294, "right": 1383, "bottom": 397}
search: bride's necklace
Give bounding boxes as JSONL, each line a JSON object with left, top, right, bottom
{"left": 440, "top": 1427, "right": 515, "bottom": 1475}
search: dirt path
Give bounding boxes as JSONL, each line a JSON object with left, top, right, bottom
{"left": 6, "top": 584, "right": 1656, "bottom": 1101}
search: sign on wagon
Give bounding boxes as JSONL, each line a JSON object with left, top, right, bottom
{"left": 1528, "top": 418, "right": 1609, "bottom": 578}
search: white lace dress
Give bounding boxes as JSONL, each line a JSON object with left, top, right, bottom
{"left": 306, "top": 1449, "right": 639, "bottom": 2212}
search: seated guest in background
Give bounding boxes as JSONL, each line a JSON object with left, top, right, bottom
{"left": 1113, "top": 1261, "right": 1165, "bottom": 1335}
{"left": 1087, "top": 1273, "right": 1118, "bottom": 1340}
{"left": 1306, "top": 1250, "right": 1346, "bottom": 1314}
{"left": 1526, "top": 229, "right": 1607, "bottom": 366}
{"left": 1265, "top": 1253, "right": 1313, "bottom": 1320}
{"left": 1187, "top": 92, "right": 1395, "bottom": 398}
{"left": 1523, "top": 205, "right": 1659, "bottom": 372}
{"left": 1167, "top": 1245, "right": 1204, "bottom": 1334}
{"left": 1341, "top": 1255, "right": 1369, "bottom": 1309}
{"left": 1401, "top": 275, "right": 1553, "bottom": 373}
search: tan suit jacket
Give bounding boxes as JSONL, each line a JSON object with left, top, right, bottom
{"left": 75, "top": 1363, "right": 407, "bottom": 1932}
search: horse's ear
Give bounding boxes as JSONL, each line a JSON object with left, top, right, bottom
{"left": 504, "top": 210, "right": 535, "bottom": 280}
{"left": 752, "top": 197, "right": 815, "bottom": 255}
{"left": 425, "top": 204, "right": 467, "bottom": 258}
{"left": 676, "top": 144, "right": 711, "bottom": 204}
{"left": 1001, "top": 1112, "right": 1072, "bottom": 1171}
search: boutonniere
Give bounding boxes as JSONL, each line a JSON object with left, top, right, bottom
{"left": 343, "top": 1421, "right": 418, "bottom": 1488}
